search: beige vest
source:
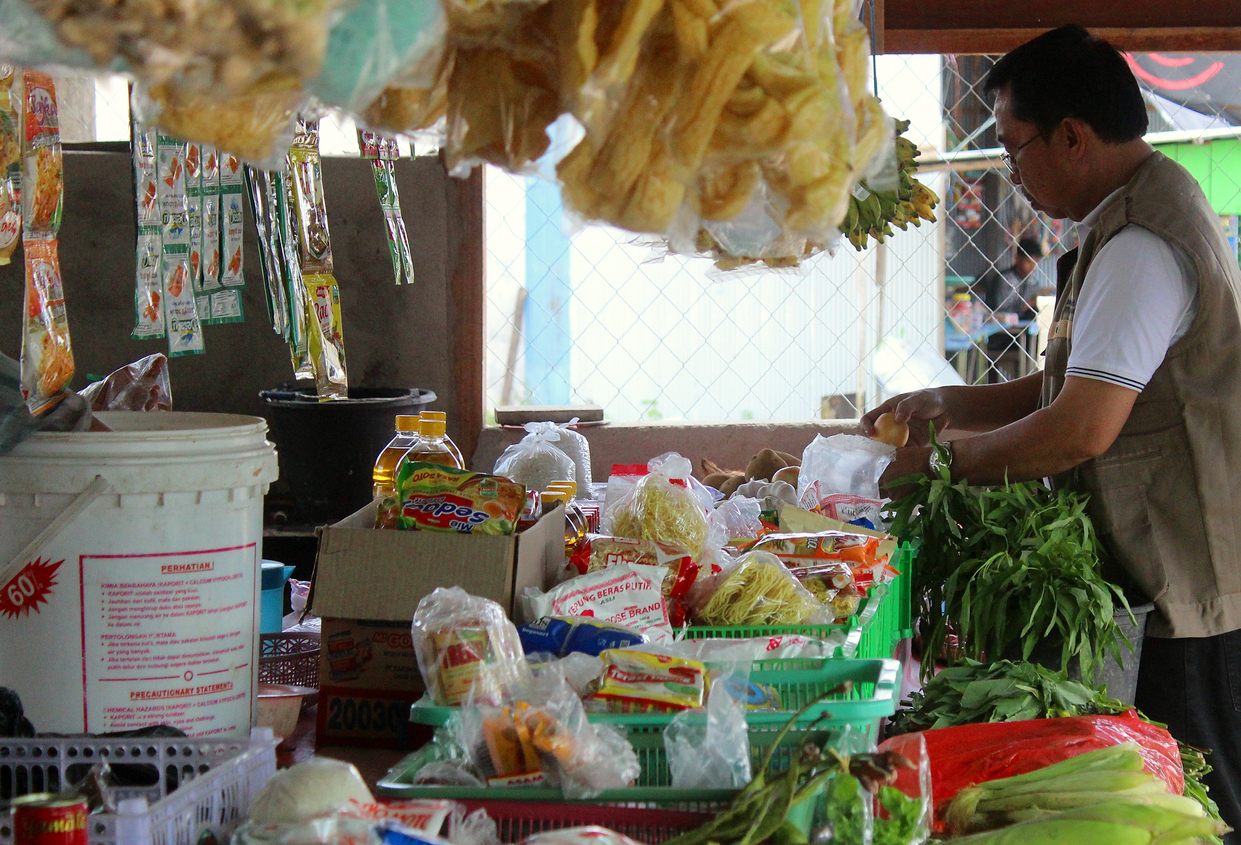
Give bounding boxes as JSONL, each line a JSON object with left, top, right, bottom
{"left": 1043, "top": 152, "right": 1241, "bottom": 638}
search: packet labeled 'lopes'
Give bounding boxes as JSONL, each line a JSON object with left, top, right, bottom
{"left": 396, "top": 462, "right": 526, "bottom": 535}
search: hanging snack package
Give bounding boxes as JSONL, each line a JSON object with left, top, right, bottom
{"left": 396, "top": 461, "right": 526, "bottom": 535}
{"left": 184, "top": 142, "right": 204, "bottom": 293}
{"left": 690, "top": 550, "right": 830, "bottom": 627}
{"left": 244, "top": 165, "right": 290, "bottom": 339}
{"left": 274, "top": 169, "right": 311, "bottom": 377}
{"left": 568, "top": 535, "right": 700, "bottom": 626}
{"left": 527, "top": 563, "right": 672, "bottom": 643}
{"left": 220, "top": 152, "right": 246, "bottom": 288}
{"left": 303, "top": 272, "right": 347, "bottom": 398}
{"left": 19, "top": 70, "right": 74, "bottom": 414}
{"left": 584, "top": 649, "right": 709, "bottom": 714}
{"left": 493, "top": 421, "right": 577, "bottom": 492}
{"left": 411, "top": 587, "right": 529, "bottom": 706}
{"left": 605, "top": 453, "right": 712, "bottom": 558}
{"left": 288, "top": 118, "right": 333, "bottom": 274}
{"left": 155, "top": 134, "right": 205, "bottom": 357}
{"left": 0, "top": 66, "right": 19, "bottom": 266}
{"left": 130, "top": 124, "right": 164, "bottom": 340}
{"left": 358, "top": 130, "right": 414, "bottom": 286}
{"left": 200, "top": 145, "right": 222, "bottom": 288}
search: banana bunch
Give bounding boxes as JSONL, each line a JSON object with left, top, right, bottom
{"left": 843, "top": 117, "right": 940, "bottom": 250}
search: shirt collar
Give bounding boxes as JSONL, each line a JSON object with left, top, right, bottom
{"left": 1080, "top": 184, "right": 1127, "bottom": 231}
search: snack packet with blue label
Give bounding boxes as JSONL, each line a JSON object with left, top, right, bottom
{"left": 518, "top": 617, "right": 647, "bottom": 657}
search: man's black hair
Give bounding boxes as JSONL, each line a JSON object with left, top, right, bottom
{"left": 1016, "top": 236, "right": 1044, "bottom": 262}
{"left": 984, "top": 25, "right": 1148, "bottom": 143}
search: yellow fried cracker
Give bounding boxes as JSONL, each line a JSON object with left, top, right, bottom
{"left": 671, "top": 0, "right": 710, "bottom": 58}
{"left": 698, "top": 160, "right": 760, "bottom": 221}
{"left": 724, "top": 81, "right": 769, "bottom": 117}
{"left": 749, "top": 51, "right": 816, "bottom": 99}
{"left": 710, "top": 97, "right": 787, "bottom": 156}
{"left": 619, "top": 144, "right": 687, "bottom": 232}
{"left": 670, "top": 1, "right": 797, "bottom": 174}
{"left": 555, "top": 0, "right": 600, "bottom": 97}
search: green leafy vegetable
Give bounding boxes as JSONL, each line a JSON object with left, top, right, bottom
{"left": 886, "top": 427, "right": 1131, "bottom": 681}
{"left": 887, "top": 659, "right": 1129, "bottom": 735}
{"left": 874, "top": 785, "right": 925, "bottom": 845}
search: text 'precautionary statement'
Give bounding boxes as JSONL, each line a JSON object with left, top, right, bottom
{"left": 80, "top": 546, "right": 256, "bottom": 736}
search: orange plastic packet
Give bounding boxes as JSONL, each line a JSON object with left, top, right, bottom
{"left": 395, "top": 462, "right": 526, "bottom": 535}
{"left": 21, "top": 239, "right": 74, "bottom": 414}
{"left": 21, "top": 70, "right": 62, "bottom": 240}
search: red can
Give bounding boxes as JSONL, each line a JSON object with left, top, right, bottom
{"left": 10, "top": 794, "right": 88, "bottom": 845}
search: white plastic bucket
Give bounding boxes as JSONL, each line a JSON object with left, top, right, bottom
{"left": 0, "top": 412, "right": 278, "bottom": 737}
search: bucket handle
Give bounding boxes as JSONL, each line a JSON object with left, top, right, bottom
{"left": 0, "top": 475, "right": 115, "bottom": 587}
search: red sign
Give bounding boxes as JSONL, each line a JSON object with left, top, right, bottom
{"left": 1, "top": 558, "right": 63, "bottom": 619}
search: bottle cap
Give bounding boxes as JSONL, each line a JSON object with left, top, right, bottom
{"left": 395, "top": 415, "right": 420, "bottom": 433}
{"left": 419, "top": 417, "right": 447, "bottom": 437}
{"left": 420, "top": 410, "right": 447, "bottom": 422}
{"left": 546, "top": 481, "right": 578, "bottom": 498}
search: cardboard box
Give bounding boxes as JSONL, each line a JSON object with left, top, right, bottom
{"left": 310, "top": 500, "right": 563, "bottom": 748}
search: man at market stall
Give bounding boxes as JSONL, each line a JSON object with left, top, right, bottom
{"left": 861, "top": 24, "right": 1241, "bottom": 838}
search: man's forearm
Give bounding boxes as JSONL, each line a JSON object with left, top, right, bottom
{"left": 941, "top": 372, "right": 1043, "bottom": 433}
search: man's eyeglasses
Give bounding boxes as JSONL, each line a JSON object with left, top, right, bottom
{"left": 1000, "top": 134, "right": 1042, "bottom": 175}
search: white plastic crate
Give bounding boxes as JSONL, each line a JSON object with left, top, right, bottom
{"left": 1, "top": 728, "right": 278, "bottom": 845}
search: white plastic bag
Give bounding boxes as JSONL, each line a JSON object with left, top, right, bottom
{"left": 494, "top": 422, "right": 577, "bottom": 492}
{"left": 664, "top": 672, "right": 752, "bottom": 788}
{"left": 798, "top": 434, "right": 896, "bottom": 529}
{"left": 708, "top": 496, "right": 763, "bottom": 546}
{"left": 550, "top": 418, "right": 593, "bottom": 492}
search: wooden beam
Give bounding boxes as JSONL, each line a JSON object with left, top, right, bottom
{"left": 886, "top": 27, "right": 1241, "bottom": 54}
{"left": 446, "top": 163, "right": 485, "bottom": 467}
{"left": 881, "top": 0, "right": 1241, "bottom": 54}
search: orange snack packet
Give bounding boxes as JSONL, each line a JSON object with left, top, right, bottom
{"left": 395, "top": 462, "right": 526, "bottom": 535}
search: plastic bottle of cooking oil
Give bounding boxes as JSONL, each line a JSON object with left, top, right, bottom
{"left": 372, "top": 415, "right": 422, "bottom": 499}
{"left": 544, "top": 484, "right": 588, "bottom": 558}
{"left": 418, "top": 410, "right": 465, "bottom": 468}
{"left": 400, "top": 414, "right": 465, "bottom": 473}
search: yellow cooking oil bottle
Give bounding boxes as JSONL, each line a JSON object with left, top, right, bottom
{"left": 400, "top": 413, "right": 464, "bottom": 472}
{"left": 545, "top": 481, "right": 588, "bottom": 557}
{"left": 372, "top": 414, "right": 421, "bottom": 499}
{"left": 417, "top": 410, "right": 465, "bottom": 468}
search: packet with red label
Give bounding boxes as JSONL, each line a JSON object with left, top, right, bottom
{"left": 569, "top": 534, "right": 700, "bottom": 626}
{"left": 746, "top": 531, "right": 890, "bottom": 589}
{"left": 396, "top": 461, "right": 526, "bottom": 535}
{"left": 0, "top": 66, "right": 19, "bottom": 266}
{"left": 156, "top": 133, "right": 205, "bottom": 357}
{"left": 131, "top": 124, "right": 163, "bottom": 339}
{"left": 21, "top": 69, "right": 61, "bottom": 239}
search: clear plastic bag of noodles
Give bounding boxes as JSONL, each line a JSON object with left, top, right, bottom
{"left": 605, "top": 453, "right": 712, "bottom": 558}
{"left": 689, "top": 549, "right": 831, "bottom": 627}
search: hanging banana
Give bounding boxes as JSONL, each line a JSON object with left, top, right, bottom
{"left": 842, "top": 117, "right": 940, "bottom": 251}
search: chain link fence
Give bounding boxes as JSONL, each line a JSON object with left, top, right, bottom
{"left": 486, "top": 52, "right": 1241, "bottom": 422}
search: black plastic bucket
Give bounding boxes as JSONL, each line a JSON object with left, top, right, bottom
{"left": 260, "top": 386, "right": 437, "bottom": 524}
{"left": 1006, "top": 602, "right": 1154, "bottom": 705}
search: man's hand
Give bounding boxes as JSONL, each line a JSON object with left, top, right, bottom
{"left": 879, "top": 445, "right": 933, "bottom": 497}
{"left": 860, "top": 389, "right": 950, "bottom": 447}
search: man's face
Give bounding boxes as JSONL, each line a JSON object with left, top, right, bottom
{"left": 994, "top": 87, "right": 1074, "bottom": 220}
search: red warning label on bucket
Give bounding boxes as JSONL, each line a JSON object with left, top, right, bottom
{"left": 0, "top": 558, "right": 63, "bottom": 618}
{"left": 79, "top": 545, "right": 256, "bottom": 736}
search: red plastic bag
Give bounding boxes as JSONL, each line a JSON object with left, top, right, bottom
{"left": 879, "top": 712, "right": 1185, "bottom": 821}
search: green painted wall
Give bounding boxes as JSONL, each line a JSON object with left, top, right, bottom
{"left": 1155, "top": 138, "right": 1241, "bottom": 215}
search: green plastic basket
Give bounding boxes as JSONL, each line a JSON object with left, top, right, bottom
{"left": 409, "top": 658, "right": 897, "bottom": 729}
{"left": 384, "top": 658, "right": 899, "bottom": 812}
{"left": 684, "top": 541, "right": 918, "bottom": 661}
